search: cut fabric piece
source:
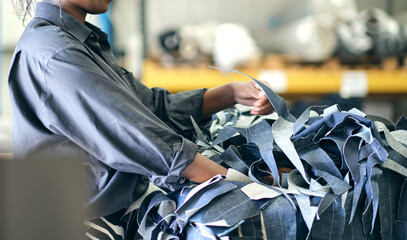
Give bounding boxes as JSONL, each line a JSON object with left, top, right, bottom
{"left": 127, "top": 69, "right": 407, "bottom": 240}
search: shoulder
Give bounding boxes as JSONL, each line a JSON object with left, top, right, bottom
{"left": 17, "top": 17, "right": 88, "bottom": 63}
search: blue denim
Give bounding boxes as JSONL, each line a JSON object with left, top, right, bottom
{"left": 219, "top": 145, "right": 249, "bottom": 175}
{"left": 109, "top": 69, "right": 407, "bottom": 240}
{"left": 262, "top": 196, "right": 297, "bottom": 240}
{"left": 395, "top": 178, "right": 407, "bottom": 240}
{"left": 378, "top": 169, "right": 405, "bottom": 240}
{"left": 342, "top": 191, "right": 365, "bottom": 239}
{"left": 311, "top": 195, "right": 345, "bottom": 240}
{"left": 175, "top": 178, "right": 237, "bottom": 223}
{"left": 245, "top": 119, "right": 280, "bottom": 184}
{"left": 396, "top": 115, "right": 407, "bottom": 130}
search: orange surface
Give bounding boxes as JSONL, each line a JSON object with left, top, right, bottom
{"left": 142, "top": 60, "right": 407, "bottom": 94}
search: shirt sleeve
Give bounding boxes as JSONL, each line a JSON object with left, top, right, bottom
{"left": 42, "top": 47, "right": 199, "bottom": 190}
{"left": 127, "top": 71, "right": 207, "bottom": 139}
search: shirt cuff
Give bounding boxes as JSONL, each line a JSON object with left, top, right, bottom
{"left": 148, "top": 137, "right": 197, "bottom": 191}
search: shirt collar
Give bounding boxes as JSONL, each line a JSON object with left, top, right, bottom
{"left": 34, "top": 2, "right": 96, "bottom": 43}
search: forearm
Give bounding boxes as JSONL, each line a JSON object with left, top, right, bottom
{"left": 202, "top": 82, "right": 236, "bottom": 118}
{"left": 180, "top": 152, "right": 228, "bottom": 183}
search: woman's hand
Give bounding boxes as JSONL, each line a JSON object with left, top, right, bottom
{"left": 202, "top": 81, "right": 274, "bottom": 118}
{"left": 231, "top": 81, "right": 274, "bottom": 115}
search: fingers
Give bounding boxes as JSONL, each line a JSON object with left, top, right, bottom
{"left": 250, "top": 104, "right": 274, "bottom": 115}
{"left": 234, "top": 81, "right": 274, "bottom": 115}
{"left": 250, "top": 87, "right": 273, "bottom": 115}
{"left": 251, "top": 80, "right": 271, "bottom": 92}
{"left": 253, "top": 92, "right": 273, "bottom": 113}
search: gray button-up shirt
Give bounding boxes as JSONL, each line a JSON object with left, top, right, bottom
{"left": 8, "top": 2, "right": 205, "bottom": 218}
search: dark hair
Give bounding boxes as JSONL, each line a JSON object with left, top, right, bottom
{"left": 13, "top": 0, "right": 63, "bottom": 25}
{"left": 12, "top": 0, "right": 36, "bottom": 24}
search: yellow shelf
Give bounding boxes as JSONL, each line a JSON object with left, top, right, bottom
{"left": 142, "top": 61, "right": 407, "bottom": 95}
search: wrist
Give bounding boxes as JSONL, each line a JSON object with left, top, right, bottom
{"left": 227, "top": 82, "right": 238, "bottom": 105}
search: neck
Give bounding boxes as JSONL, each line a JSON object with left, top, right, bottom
{"left": 42, "top": 0, "right": 87, "bottom": 23}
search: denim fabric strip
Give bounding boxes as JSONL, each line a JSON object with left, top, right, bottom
{"left": 175, "top": 180, "right": 237, "bottom": 222}
{"left": 396, "top": 115, "right": 407, "bottom": 130}
{"left": 395, "top": 221, "right": 407, "bottom": 240}
{"left": 343, "top": 191, "right": 365, "bottom": 240}
{"left": 292, "top": 112, "right": 346, "bottom": 140}
{"left": 312, "top": 196, "right": 345, "bottom": 240}
{"left": 323, "top": 104, "right": 341, "bottom": 116}
{"left": 240, "top": 176, "right": 296, "bottom": 209}
{"left": 397, "top": 178, "right": 407, "bottom": 221}
{"left": 355, "top": 124, "right": 374, "bottom": 145}
{"left": 361, "top": 203, "right": 374, "bottom": 238}
{"left": 225, "top": 168, "right": 253, "bottom": 183}
{"left": 361, "top": 140, "right": 387, "bottom": 217}
{"left": 239, "top": 215, "right": 265, "bottom": 239}
{"left": 123, "top": 183, "right": 166, "bottom": 219}
{"left": 253, "top": 79, "right": 296, "bottom": 122}
{"left": 246, "top": 119, "right": 280, "bottom": 184}
{"left": 273, "top": 117, "right": 309, "bottom": 183}
{"left": 343, "top": 136, "right": 364, "bottom": 183}
{"left": 210, "top": 107, "right": 240, "bottom": 130}
{"left": 395, "top": 178, "right": 407, "bottom": 239}
{"left": 240, "top": 182, "right": 283, "bottom": 200}
{"left": 292, "top": 131, "right": 317, "bottom": 151}
{"left": 365, "top": 167, "right": 382, "bottom": 234}
{"left": 137, "top": 192, "right": 177, "bottom": 239}
{"left": 341, "top": 173, "right": 350, "bottom": 209}
{"left": 190, "top": 116, "right": 208, "bottom": 143}
{"left": 383, "top": 154, "right": 407, "bottom": 177}
{"left": 156, "top": 232, "right": 179, "bottom": 240}
{"left": 294, "top": 194, "right": 318, "bottom": 231}
{"left": 191, "top": 218, "right": 244, "bottom": 238}
{"left": 190, "top": 189, "right": 260, "bottom": 227}
{"left": 293, "top": 106, "right": 326, "bottom": 135}
{"left": 131, "top": 68, "right": 407, "bottom": 239}
{"left": 315, "top": 170, "right": 351, "bottom": 196}
{"left": 286, "top": 170, "right": 326, "bottom": 198}
{"left": 360, "top": 139, "right": 387, "bottom": 166}
{"left": 209, "top": 66, "right": 296, "bottom": 122}
{"left": 317, "top": 193, "right": 338, "bottom": 218}
{"left": 293, "top": 112, "right": 372, "bottom": 141}
{"left": 390, "top": 130, "right": 407, "bottom": 146}
{"left": 368, "top": 114, "right": 396, "bottom": 131}
{"left": 348, "top": 107, "right": 367, "bottom": 118}
{"left": 183, "top": 224, "right": 213, "bottom": 240}
{"left": 233, "top": 115, "right": 257, "bottom": 129}
{"left": 350, "top": 161, "right": 367, "bottom": 222}
{"left": 375, "top": 121, "right": 407, "bottom": 159}
{"left": 317, "top": 136, "right": 344, "bottom": 167}
{"left": 262, "top": 195, "right": 297, "bottom": 240}
{"left": 299, "top": 147, "right": 342, "bottom": 179}
{"left": 280, "top": 172, "right": 289, "bottom": 189}
{"left": 175, "top": 175, "right": 226, "bottom": 221}
{"left": 220, "top": 146, "right": 249, "bottom": 174}
{"left": 137, "top": 191, "right": 161, "bottom": 232}
{"left": 378, "top": 168, "right": 405, "bottom": 240}
{"left": 211, "top": 126, "right": 240, "bottom": 146}
{"left": 248, "top": 159, "right": 273, "bottom": 185}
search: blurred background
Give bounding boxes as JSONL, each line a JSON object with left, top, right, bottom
{"left": 1, "top": 0, "right": 407, "bottom": 155}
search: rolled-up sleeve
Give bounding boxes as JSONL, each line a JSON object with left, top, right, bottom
{"left": 42, "top": 47, "right": 200, "bottom": 190}
{"left": 133, "top": 81, "right": 207, "bottom": 139}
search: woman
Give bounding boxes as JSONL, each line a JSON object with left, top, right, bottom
{"left": 9, "top": 0, "right": 273, "bottom": 237}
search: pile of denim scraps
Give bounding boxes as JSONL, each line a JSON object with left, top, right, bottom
{"left": 135, "top": 70, "right": 407, "bottom": 239}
